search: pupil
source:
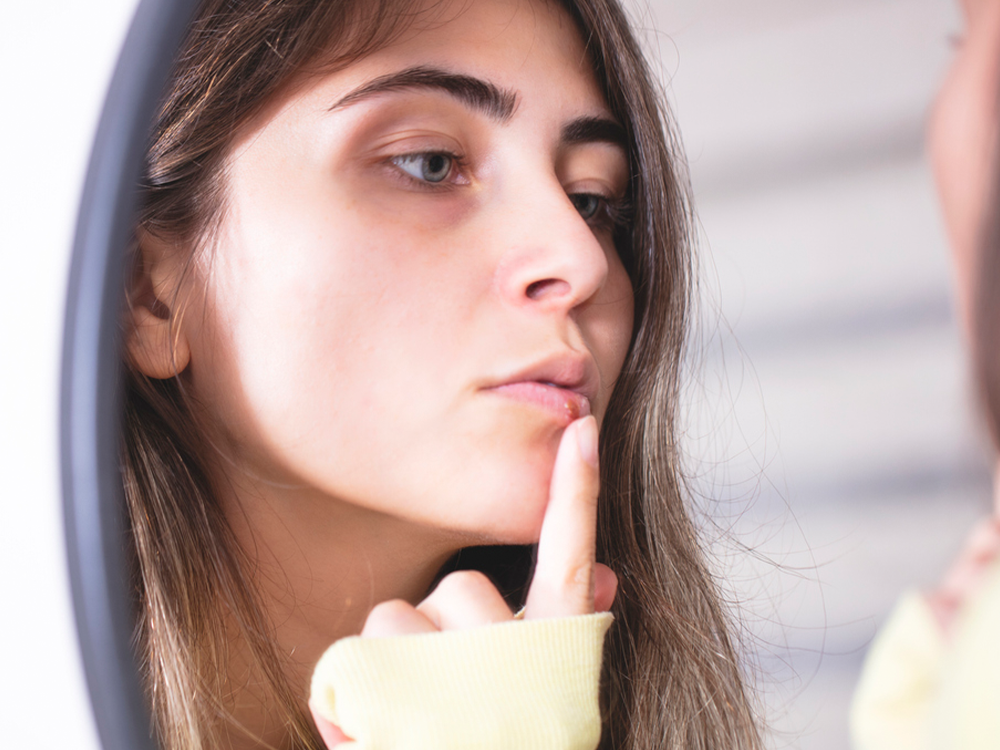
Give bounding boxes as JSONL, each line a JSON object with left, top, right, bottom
{"left": 573, "top": 194, "right": 599, "bottom": 219}
{"left": 424, "top": 154, "right": 450, "bottom": 182}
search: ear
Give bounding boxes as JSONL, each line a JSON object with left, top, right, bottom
{"left": 125, "top": 229, "right": 192, "bottom": 379}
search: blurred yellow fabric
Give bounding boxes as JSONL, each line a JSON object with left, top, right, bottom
{"left": 851, "top": 561, "right": 1000, "bottom": 750}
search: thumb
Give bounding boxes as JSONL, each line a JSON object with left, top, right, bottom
{"left": 593, "top": 563, "right": 618, "bottom": 613}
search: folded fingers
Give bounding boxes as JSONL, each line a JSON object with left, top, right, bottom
{"left": 417, "top": 570, "right": 514, "bottom": 630}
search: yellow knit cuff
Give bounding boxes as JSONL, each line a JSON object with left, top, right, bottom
{"left": 850, "top": 590, "right": 944, "bottom": 750}
{"left": 310, "top": 612, "right": 613, "bottom": 750}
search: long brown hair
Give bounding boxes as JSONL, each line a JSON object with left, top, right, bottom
{"left": 123, "top": 1, "right": 763, "bottom": 748}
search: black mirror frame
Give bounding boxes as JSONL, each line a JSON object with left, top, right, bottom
{"left": 60, "top": 1, "right": 200, "bottom": 748}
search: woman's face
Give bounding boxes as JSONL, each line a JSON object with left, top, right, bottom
{"left": 172, "top": 0, "right": 634, "bottom": 543}
{"left": 929, "top": 0, "right": 1000, "bottom": 325}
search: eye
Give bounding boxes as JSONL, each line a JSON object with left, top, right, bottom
{"left": 392, "top": 152, "right": 455, "bottom": 183}
{"left": 570, "top": 193, "right": 602, "bottom": 220}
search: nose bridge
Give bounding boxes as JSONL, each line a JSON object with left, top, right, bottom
{"left": 495, "top": 171, "right": 610, "bottom": 310}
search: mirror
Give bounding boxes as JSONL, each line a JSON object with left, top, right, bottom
{"left": 61, "top": 2, "right": 200, "bottom": 748}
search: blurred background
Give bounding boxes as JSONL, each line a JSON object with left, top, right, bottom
{"left": 0, "top": 0, "right": 988, "bottom": 747}
{"left": 620, "top": 0, "right": 993, "bottom": 747}
{"left": 1, "top": 2, "right": 135, "bottom": 746}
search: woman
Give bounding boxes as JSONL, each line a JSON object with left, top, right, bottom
{"left": 123, "top": 0, "right": 762, "bottom": 748}
{"left": 851, "top": 1, "right": 1000, "bottom": 747}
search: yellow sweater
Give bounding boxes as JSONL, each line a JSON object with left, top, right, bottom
{"left": 311, "top": 613, "right": 613, "bottom": 750}
{"left": 850, "top": 559, "right": 1000, "bottom": 749}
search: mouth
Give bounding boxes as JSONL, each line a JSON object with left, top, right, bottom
{"left": 487, "top": 381, "right": 592, "bottom": 422}
{"left": 482, "top": 353, "right": 598, "bottom": 425}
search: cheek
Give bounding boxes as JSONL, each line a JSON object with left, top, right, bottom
{"left": 185, "top": 211, "right": 448, "bottom": 464}
{"left": 594, "top": 252, "right": 635, "bottom": 405}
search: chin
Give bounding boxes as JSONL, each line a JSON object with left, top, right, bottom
{"left": 448, "top": 450, "right": 555, "bottom": 546}
{"left": 370, "top": 410, "right": 566, "bottom": 544}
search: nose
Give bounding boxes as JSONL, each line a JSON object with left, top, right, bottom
{"left": 494, "top": 180, "right": 612, "bottom": 313}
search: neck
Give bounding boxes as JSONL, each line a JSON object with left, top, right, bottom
{"left": 216, "top": 474, "right": 466, "bottom": 749}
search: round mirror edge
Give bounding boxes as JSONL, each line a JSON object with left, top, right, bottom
{"left": 60, "top": 1, "right": 202, "bottom": 749}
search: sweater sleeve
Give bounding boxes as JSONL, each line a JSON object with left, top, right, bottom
{"left": 849, "top": 590, "right": 944, "bottom": 750}
{"left": 310, "top": 612, "right": 613, "bottom": 750}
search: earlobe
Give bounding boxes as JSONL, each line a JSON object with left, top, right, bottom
{"left": 125, "top": 230, "right": 192, "bottom": 379}
{"left": 126, "top": 303, "right": 191, "bottom": 379}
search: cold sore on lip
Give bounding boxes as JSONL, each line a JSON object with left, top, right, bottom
{"left": 488, "top": 381, "right": 592, "bottom": 422}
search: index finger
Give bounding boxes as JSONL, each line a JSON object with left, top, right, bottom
{"left": 523, "top": 415, "right": 600, "bottom": 619}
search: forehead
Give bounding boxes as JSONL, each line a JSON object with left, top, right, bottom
{"left": 337, "top": 0, "right": 608, "bottom": 114}
{"left": 227, "top": 0, "right": 620, "bottom": 168}
{"left": 393, "top": 0, "right": 582, "bottom": 56}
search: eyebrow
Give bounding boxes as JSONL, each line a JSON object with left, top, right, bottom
{"left": 330, "top": 65, "right": 518, "bottom": 122}
{"left": 560, "top": 116, "right": 628, "bottom": 149}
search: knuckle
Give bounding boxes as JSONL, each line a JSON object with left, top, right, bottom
{"left": 528, "top": 560, "right": 594, "bottom": 614}
{"left": 435, "top": 570, "right": 495, "bottom": 599}
{"left": 366, "top": 599, "right": 413, "bottom": 627}
{"left": 564, "top": 560, "right": 594, "bottom": 594}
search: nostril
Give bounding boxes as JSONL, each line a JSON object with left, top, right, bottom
{"left": 525, "top": 278, "right": 570, "bottom": 300}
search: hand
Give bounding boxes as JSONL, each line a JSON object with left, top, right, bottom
{"left": 925, "top": 515, "right": 1000, "bottom": 637}
{"left": 310, "top": 415, "right": 618, "bottom": 747}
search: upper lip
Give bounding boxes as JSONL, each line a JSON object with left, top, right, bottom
{"left": 484, "top": 350, "right": 600, "bottom": 403}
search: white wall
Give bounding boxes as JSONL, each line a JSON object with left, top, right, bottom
{"left": 0, "top": 1, "right": 136, "bottom": 746}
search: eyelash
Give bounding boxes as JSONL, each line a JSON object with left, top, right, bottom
{"left": 386, "top": 150, "right": 631, "bottom": 230}
{"left": 570, "top": 192, "right": 632, "bottom": 233}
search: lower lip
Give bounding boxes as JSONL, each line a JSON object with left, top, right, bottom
{"left": 486, "top": 382, "right": 592, "bottom": 422}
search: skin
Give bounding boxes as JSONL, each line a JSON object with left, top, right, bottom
{"left": 929, "top": 0, "right": 1000, "bottom": 328}
{"left": 128, "top": 0, "right": 631, "bottom": 745}
{"left": 925, "top": 0, "right": 1000, "bottom": 635}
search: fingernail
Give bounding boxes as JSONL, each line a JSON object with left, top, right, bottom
{"left": 576, "top": 415, "right": 599, "bottom": 467}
